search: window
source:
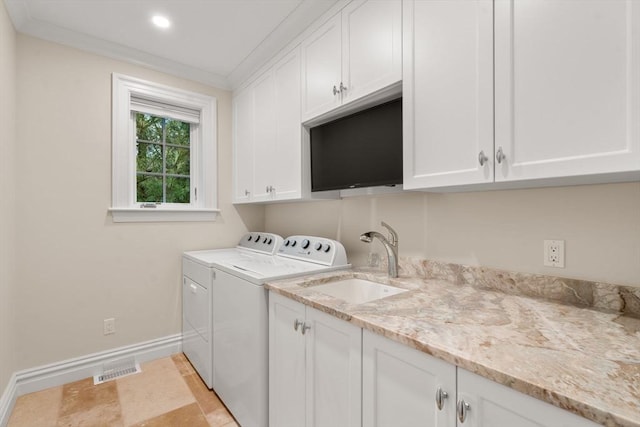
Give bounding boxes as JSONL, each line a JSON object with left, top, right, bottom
{"left": 110, "top": 74, "right": 218, "bottom": 222}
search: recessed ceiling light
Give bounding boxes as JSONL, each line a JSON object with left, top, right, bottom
{"left": 152, "top": 15, "right": 171, "bottom": 29}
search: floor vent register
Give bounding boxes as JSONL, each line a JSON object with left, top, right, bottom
{"left": 93, "top": 356, "right": 141, "bottom": 385}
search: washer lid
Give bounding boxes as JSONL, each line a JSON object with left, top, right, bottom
{"left": 214, "top": 256, "right": 351, "bottom": 285}
{"left": 184, "top": 248, "right": 274, "bottom": 267}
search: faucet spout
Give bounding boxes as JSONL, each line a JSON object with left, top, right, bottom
{"left": 359, "top": 222, "right": 399, "bottom": 278}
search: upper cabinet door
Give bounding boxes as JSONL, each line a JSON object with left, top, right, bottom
{"left": 403, "top": 0, "right": 494, "bottom": 189}
{"left": 495, "top": 0, "right": 640, "bottom": 182}
{"left": 251, "top": 71, "right": 278, "bottom": 202}
{"left": 301, "top": 14, "right": 343, "bottom": 121}
{"left": 232, "top": 88, "right": 254, "bottom": 203}
{"left": 342, "top": 0, "right": 402, "bottom": 105}
{"left": 273, "top": 49, "right": 302, "bottom": 201}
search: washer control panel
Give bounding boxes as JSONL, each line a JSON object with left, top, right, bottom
{"left": 278, "top": 235, "right": 348, "bottom": 266}
{"left": 237, "top": 232, "right": 284, "bottom": 255}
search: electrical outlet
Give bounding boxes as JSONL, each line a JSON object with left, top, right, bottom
{"left": 104, "top": 318, "right": 116, "bottom": 335}
{"left": 543, "top": 240, "right": 565, "bottom": 268}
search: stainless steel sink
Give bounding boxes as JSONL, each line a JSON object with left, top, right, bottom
{"left": 312, "top": 278, "right": 407, "bottom": 304}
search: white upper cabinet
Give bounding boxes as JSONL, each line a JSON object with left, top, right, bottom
{"left": 273, "top": 51, "right": 304, "bottom": 200}
{"left": 403, "top": 0, "right": 494, "bottom": 189}
{"left": 252, "top": 70, "right": 278, "bottom": 201}
{"left": 301, "top": 0, "right": 402, "bottom": 122}
{"left": 404, "top": 0, "right": 640, "bottom": 191}
{"left": 232, "top": 87, "right": 254, "bottom": 202}
{"left": 494, "top": 0, "right": 640, "bottom": 182}
{"left": 232, "top": 49, "right": 302, "bottom": 203}
{"left": 301, "top": 14, "right": 343, "bottom": 121}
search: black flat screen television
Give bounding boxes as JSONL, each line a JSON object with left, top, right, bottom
{"left": 310, "top": 98, "right": 402, "bottom": 192}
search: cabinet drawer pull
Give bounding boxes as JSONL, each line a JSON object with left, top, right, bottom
{"left": 457, "top": 399, "right": 471, "bottom": 423}
{"left": 435, "top": 387, "right": 448, "bottom": 410}
{"left": 478, "top": 150, "right": 488, "bottom": 166}
{"left": 294, "top": 319, "right": 303, "bottom": 331}
{"left": 339, "top": 82, "right": 347, "bottom": 93}
{"left": 301, "top": 323, "right": 311, "bottom": 335}
{"left": 333, "top": 85, "right": 340, "bottom": 96}
{"left": 496, "top": 146, "right": 506, "bottom": 164}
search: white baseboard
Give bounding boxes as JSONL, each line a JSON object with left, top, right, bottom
{"left": 0, "top": 374, "right": 17, "bottom": 427}
{"left": 0, "top": 334, "right": 182, "bottom": 427}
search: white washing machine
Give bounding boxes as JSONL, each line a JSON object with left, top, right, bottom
{"left": 184, "top": 234, "right": 350, "bottom": 427}
{"left": 181, "top": 232, "right": 283, "bottom": 390}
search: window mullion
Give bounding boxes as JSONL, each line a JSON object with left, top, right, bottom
{"left": 162, "top": 118, "right": 167, "bottom": 203}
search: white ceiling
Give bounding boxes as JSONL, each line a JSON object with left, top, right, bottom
{"left": 4, "top": 0, "right": 340, "bottom": 89}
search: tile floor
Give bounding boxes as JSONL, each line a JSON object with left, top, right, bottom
{"left": 7, "top": 354, "right": 238, "bottom": 427}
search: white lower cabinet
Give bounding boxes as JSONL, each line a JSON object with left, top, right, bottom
{"left": 269, "top": 292, "right": 362, "bottom": 427}
{"left": 363, "top": 330, "right": 456, "bottom": 427}
{"left": 362, "top": 331, "right": 600, "bottom": 427}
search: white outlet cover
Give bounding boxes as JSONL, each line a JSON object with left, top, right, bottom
{"left": 544, "top": 240, "right": 565, "bottom": 268}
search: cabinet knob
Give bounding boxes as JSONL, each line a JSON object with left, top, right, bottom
{"left": 301, "top": 323, "right": 311, "bottom": 335}
{"left": 294, "top": 319, "right": 303, "bottom": 331}
{"left": 435, "top": 387, "right": 448, "bottom": 410}
{"left": 496, "top": 147, "right": 506, "bottom": 164}
{"left": 478, "top": 151, "right": 488, "bottom": 166}
{"left": 457, "top": 400, "right": 471, "bottom": 423}
{"left": 244, "top": 189, "right": 250, "bottom": 196}
{"left": 333, "top": 85, "right": 340, "bottom": 96}
{"left": 339, "top": 82, "right": 347, "bottom": 93}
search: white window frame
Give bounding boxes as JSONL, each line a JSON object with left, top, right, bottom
{"left": 110, "top": 73, "right": 219, "bottom": 222}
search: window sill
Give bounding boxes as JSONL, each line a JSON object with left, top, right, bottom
{"left": 109, "top": 207, "right": 220, "bottom": 223}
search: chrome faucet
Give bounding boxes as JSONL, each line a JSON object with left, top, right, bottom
{"left": 360, "top": 221, "right": 399, "bottom": 278}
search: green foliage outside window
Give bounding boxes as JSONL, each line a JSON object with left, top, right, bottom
{"left": 136, "top": 113, "right": 191, "bottom": 203}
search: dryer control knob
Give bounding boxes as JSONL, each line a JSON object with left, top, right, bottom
{"left": 284, "top": 239, "right": 290, "bottom": 247}
{"left": 301, "top": 239, "right": 310, "bottom": 249}
{"left": 247, "top": 235, "right": 253, "bottom": 241}
{"left": 255, "top": 234, "right": 261, "bottom": 242}
{"left": 314, "top": 242, "right": 323, "bottom": 251}
{"left": 267, "top": 238, "right": 273, "bottom": 245}
{"left": 324, "top": 244, "right": 331, "bottom": 253}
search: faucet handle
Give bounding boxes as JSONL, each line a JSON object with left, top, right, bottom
{"left": 380, "top": 221, "right": 398, "bottom": 247}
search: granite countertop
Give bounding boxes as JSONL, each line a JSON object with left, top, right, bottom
{"left": 265, "top": 269, "right": 640, "bottom": 427}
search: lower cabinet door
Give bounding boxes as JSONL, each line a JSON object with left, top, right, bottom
{"left": 457, "top": 368, "right": 601, "bottom": 427}
{"left": 362, "top": 330, "right": 456, "bottom": 427}
{"left": 269, "top": 292, "right": 306, "bottom": 427}
{"left": 305, "top": 306, "right": 362, "bottom": 427}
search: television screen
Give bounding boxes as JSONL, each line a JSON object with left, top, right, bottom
{"left": 310, "top": 98, "right": 403, "bottom": 192}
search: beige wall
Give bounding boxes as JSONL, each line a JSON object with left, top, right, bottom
{"left": 0, "top": 0, "right": 16, "bottom": 391}
{"left": 265, "top": 182, "right": 640, "bottom": 287}
{"left": 13, "top": 35, "right": 264, "bottom": 370}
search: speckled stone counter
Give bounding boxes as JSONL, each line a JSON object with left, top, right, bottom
{"left": 265, "top": 269, "right": 640, "bottom": 427}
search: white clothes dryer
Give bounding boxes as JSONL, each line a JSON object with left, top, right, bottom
{"left": 181, "top": 232, "right": 283, "bottom": 390}
{"left": 183, "top": 234, "right": 350, "bottom": 427}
